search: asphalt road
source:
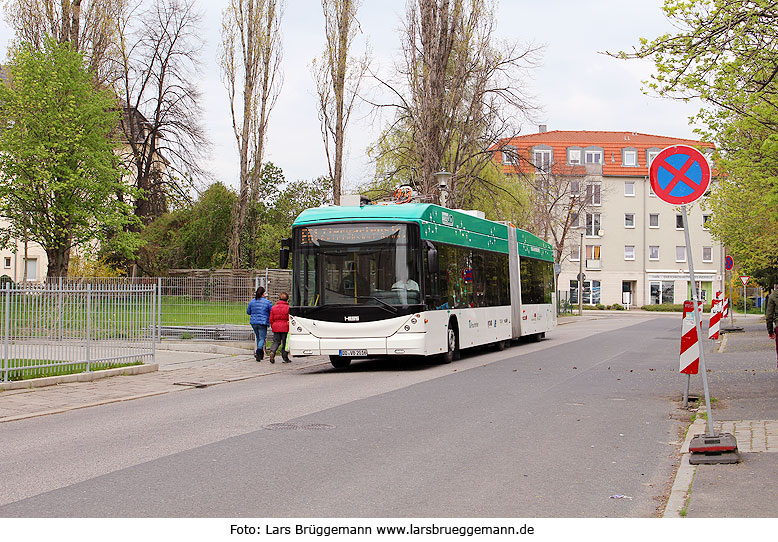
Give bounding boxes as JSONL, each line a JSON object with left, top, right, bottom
{"left": 0, "top": 313, "right": 695, "bottom": 517}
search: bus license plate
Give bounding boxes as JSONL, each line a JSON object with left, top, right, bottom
{"left": 340, "top": 349, "right": 367, "bottom": 357}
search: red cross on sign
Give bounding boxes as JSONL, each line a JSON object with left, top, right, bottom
{"left": 649, "top": 145, "right": 711, "bottom": 205}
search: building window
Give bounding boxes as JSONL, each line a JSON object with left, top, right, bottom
{"left": 570, "top": 212, "right": 580, "bottom": 229}
{"left": 702, "top": 246, "right": 713, "bottom": 262}
{"left": 649, "top": 245, "right": 659, "bottom": 260}
{"left": 649, "top": 184, "right": 656, "bottom": 197}
{"left": 649, "top": 214, "right": 659, "bottom": 228}
{"left": 624, "top": 181, "right": 635, "bottom": 196}
{"left": 568, "top": 149, "right": 581, "bottom": 165}
{"left": 586, "top": 181, "right": 601, "bottom": 205}
{"left": 501, "top": 145, "right": 518, "bottom": 165}
{"left": 624, "top": 213, "right": 635, "bottom": 228}
{"left": 676, "top": 214, "right": 684, "bottom": 229}
{"left": 647, "top": 150, "right": 660, "bottom": 166}
{"left": 650, "top": 281, "right": 675, "bottom": 304}
{"left": 585, "top": 150, "right": 602, "bottom": 164}
{"left": 623, "top": 150, "right": 637, "bottom": 166}
{"left": 570, "top": 179, "right": 580, "bottom": 196}
{"left": 534, "top": 149, "right": 552, "bottom": 172}
{"left": 24, "top": 258, "right": 37, "bottom": 281}
{"left": 3, "top": 257, "right": 10, "bottom": 268}
{"left": 570, "top": 243, "right": 580, "bottom": 261}
{"left": 570, "top": 279, "right": 601, "bottom": 305}
{"left": 624, "top": 245, "right": 635, "bottom": 260}
{"left": 586, "top": 245, "right": 601, "bottom": 269}
{"left": 585, "top": 213, "right": 601, "bottom": 236}
{"left": 703, "top": 214, "right": 711, "bottom": 229}
{"left": 676, "top": 246, "right": 687, "bottom": 262}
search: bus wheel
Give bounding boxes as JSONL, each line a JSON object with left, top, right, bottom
{"left": 441, "top": 321, "right": 459, "bottom": 364}
{"left": 329, "top": 355, "right": 352, "bottom": 369}
{"left": 531, "top": 332, "right": 544, "bottom": 342}
{"left": 494, "top": 339, "right": 507, "bottom": 351}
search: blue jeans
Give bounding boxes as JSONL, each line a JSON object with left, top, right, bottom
{"left": 251, "top": 324, "right": 268, "bottom": 353}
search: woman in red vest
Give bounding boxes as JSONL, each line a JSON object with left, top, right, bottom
{"left": 268, "top": 292, "right": 290, "bottom": 363}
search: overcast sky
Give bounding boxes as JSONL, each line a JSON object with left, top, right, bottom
{"left": 0, "top": 0, "right": 702, "bottom": 196}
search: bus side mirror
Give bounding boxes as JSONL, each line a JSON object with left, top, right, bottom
{"left": 426, "top": 242, "right": 438, "bottom": 274}
{"left": 279, "top": 238, "right": 292, "bottom": 269}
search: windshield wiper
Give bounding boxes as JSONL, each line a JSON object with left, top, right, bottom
{"left": 356, "top": 296, "right": 400, "bottom": 314}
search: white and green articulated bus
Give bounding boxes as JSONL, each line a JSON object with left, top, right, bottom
{"left": 281, "top": 202, "right": 556, "bottom": 368}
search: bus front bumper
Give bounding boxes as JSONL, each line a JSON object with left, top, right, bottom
{"left": 289, "top": 333, "right": 429, "bottom": 357}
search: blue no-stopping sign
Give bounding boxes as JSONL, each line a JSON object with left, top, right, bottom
{"left": 649, "top": 145, "right": 711, "bottom": 205}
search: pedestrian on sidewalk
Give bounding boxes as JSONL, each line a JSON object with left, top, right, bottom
{"left": 767, "top": 284, "right": 778, "bottom": 368}
{"left": 247, "top": 286, "right": 272, "bottom": 361}
{"left": 268, "top": 292, "right": 290, "bottom": 363}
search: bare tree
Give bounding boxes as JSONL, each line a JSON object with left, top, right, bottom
{"left": 220, "top": 0, "right": 283, "bottom": 269}
{"left": 312, "top": 0, "right": 369, "bottom": 205}
{"left": 3, "top": 0, "right": 127, "bottom": 84}
{"left": 113, "top": 0, "right": 209, "bottom": 227}
{"left": 372, "top": 0, "right": 539, "bottom": 205}
{"left": 502, "top": 148, "right": 603, "bottom": 267}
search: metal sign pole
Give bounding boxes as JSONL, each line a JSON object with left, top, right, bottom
{"left": 683, "top": 205, "right": 715, "bottom": 437}
{"left": 728, "top": 269, "right": 734, "bottom": 326}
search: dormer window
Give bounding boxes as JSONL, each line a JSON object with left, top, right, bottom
{"left": 502, "top": 145, "right": 518, "bottom": 165}
{"left": 585, "top": 150, "right": 602, "bottom": 164}
{"left": 623, "top": 149, "right": 637, "bottom": 166}
{"left": 568, "top": 149, "right": 581, "bottom": 165}
{"left": 534, "top": 149, "right": 552, "bottom": 172}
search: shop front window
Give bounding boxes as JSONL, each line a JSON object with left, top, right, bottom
{"left": 650, "top": 281, "right": 675, "bottom": 304}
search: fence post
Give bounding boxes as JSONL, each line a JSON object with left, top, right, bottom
{"left": 157, "top": 277, "right": 162, "bottom": 343}
{"left": 3, "top": 283, "right": 9, "bottom": 382}
{"left": 58, "top": 276, "right": 63, "bottom": 342}
{"left": 86, "top": 283, "right": 91, "bottom": 372}
{"left": 152, "top": 284, "right": 157, "bottom": 361}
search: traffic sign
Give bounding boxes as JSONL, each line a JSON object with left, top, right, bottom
{"left": 725, "top": 255, "right": 734, "bottom": 270}
{"left": 649, "top": 145, "right": 711, "bottom": 205}
{"left": 739, "top": 275, "right": 750, "bottom": 287}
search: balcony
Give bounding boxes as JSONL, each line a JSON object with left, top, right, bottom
{"left": 586, "top": 259, "right": 601, "bottom": 270}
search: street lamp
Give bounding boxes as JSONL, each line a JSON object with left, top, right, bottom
{"left": 433, "top": 170, "right": 452, "bottom": 207}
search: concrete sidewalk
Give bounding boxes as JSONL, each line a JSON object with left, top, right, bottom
{"left": 0, "top": 341, "right": 332, "bottom": 423}
{"left": 664, "top": 313, "right": 778, "bottom": 517}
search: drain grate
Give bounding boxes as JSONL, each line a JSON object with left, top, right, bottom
{"left": 263, "top": 423, "right": 335, "bottom": 431}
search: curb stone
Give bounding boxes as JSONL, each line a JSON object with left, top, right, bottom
{"left": 0, "top": 363, "right": 158, "bottom": 392}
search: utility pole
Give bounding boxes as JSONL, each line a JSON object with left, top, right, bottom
{"left": 578, "top": 232, "right": 583, "bottom": 316}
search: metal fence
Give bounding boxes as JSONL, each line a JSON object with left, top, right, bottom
{"left": 2, "top": 282, "right": 156, "bottom": 382}
{"left": 40, "top": 270, "right": 292, "bottom": 342}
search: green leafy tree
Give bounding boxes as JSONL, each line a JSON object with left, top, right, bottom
{"left": 136, "top": 166, "right": 331, "bottom": 274}
{"left": 0, "top": 38, "right": 137, "bottom": 278}
{"left": 243, "top": 163, "right": 332, "bottom": 268}
{"left": 136, "top": 182, "right": 236, "bottom": 274}
{"left": 614, "top": 0, "right": 778, "bottom": 285}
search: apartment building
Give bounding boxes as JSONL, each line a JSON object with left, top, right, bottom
{"left": 498, "top": 128, "right": 722, "bottom": 307}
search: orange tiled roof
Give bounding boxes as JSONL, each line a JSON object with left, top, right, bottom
{"left": 495, "top": 130, "right": 715, "bottom": 177}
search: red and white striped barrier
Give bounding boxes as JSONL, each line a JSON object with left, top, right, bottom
{"left": 680, "top": 300, "right": 700, "bottom": 374}
{"left": 722, "top": 296, "right": 729, "bottom": 317}
{"left": 709, "top": 292, "right": 721, "bottom": 339}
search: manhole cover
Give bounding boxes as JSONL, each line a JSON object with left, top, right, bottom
{"left": 263, "top": 423, "right": 335, "bottom": 431}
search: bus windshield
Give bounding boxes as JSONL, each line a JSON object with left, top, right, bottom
{"left": 292, "top": 222, "right": 421, "bottom": 308}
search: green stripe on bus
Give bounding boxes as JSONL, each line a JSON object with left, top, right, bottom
{"left": 293, "top": 203, "right": 553, "bottom": 262}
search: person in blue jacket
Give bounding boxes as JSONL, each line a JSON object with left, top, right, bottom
{"left": 247, "top": 286, "right": 272, "bottom": 361}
